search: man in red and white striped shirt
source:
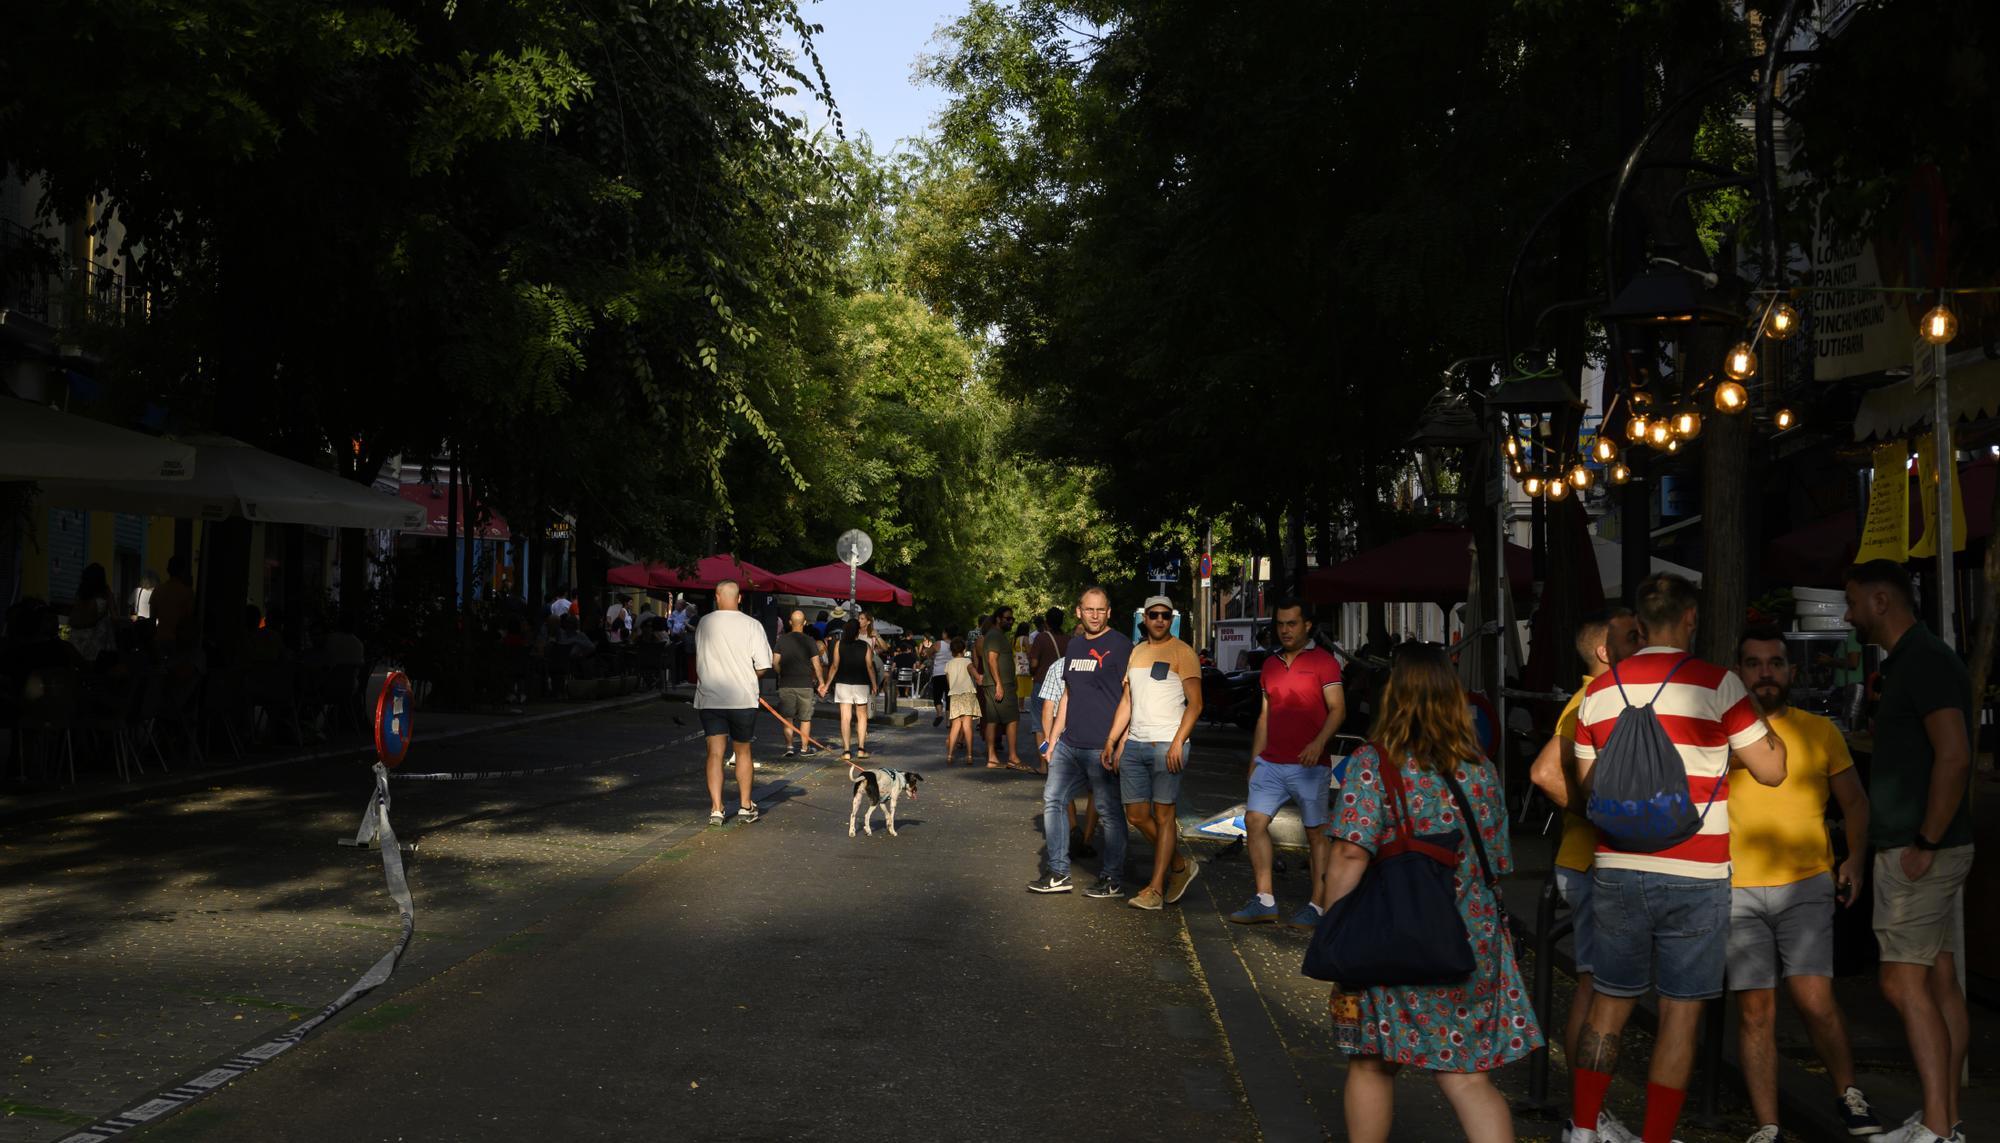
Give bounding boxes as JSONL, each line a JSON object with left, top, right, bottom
{"left": 1563, "top": 574, "right": 1788, "bottom": 1143}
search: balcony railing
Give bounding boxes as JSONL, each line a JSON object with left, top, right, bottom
{"left": 0, "top": 218, "right": 150, "bottom": 334}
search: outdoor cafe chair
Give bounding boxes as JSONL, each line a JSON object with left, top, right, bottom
{"left": 16, "top": 666, "right": 80, "bottom": 786}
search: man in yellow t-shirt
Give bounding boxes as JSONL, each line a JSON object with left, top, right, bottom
{"left": 1730, "top": 626, "right": 1881, "bottom": 1140}
{"left": 1529, "top": 607, "right": 1640, "bottom": 1074}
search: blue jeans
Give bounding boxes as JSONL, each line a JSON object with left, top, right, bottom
{"left": 1591, "top": 866, "right": 1730, "bottom": 1001}
{"left": 1042, "top": 739, "right": 1126, "bottom": 881}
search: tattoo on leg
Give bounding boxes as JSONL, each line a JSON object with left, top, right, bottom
{"left": 1577, "top": 1028, "right": 1620, "bottom": 1073}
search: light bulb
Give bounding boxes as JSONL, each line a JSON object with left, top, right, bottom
{"left": 1665, "top": 436, "right": 1682, "bottom": 453}
{"left": 1630, "top": 389, "right": 1654, "bottom": 410}
{"left": 1647, "top": 419, "right": 1673, "bottom": 448}
{"left": 1609, "top": 462, "right": 1632, "bottom": 485}
{"left": 1774, "top": 407, "right": 1797, "bottom": 431}
{"left": 1592, "top": 437, "right": 1618, "bottom": 464}
{"left": 1504, "top": 436, "right": 1520, "bottom": 459}
{"left": 1522, "top": 472, "right": 1544, "bottom": 496}
{"left": 1546, "top": 474, "right": 1571, "bottom": 500}
{"left": 1725, "top": 341, "right": 1758, "bottom": 381}
{"left": 1672, "top": 408, "right": 1703, "bottom": 439}
{"left": 1510, "top": 457, "right": 1525, "bottom": 477}
{"left": 1921, "top": 303, "right": 1958, "bottom": 345}
{"left": 1715, "top": 380, "right": 1749, "bottom": 413}
{"left": 1626, "top": 414, "right": 1650, "bottom": 443}
{"left": 1569, "top": 463, "right": 1594, "bottom": 490}
{"left": 1766, "top": 301, "right": 1799, "bottom": 340}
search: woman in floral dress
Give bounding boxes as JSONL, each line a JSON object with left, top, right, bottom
{"left": 1320, "top": 643, "right": 1542, "bottom": 1143}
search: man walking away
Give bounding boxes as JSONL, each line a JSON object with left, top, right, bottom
{"left": 1566, "top": 574, "right": 1787, "bottom": 1143}
{"left": 1029, "top": 608, "right": 1069, "bottom": 757}
{"left": 773, "top": 609, "right": 824, "bottom": 759}
{"left": 1030, "top": 586, "right": 1133, "bottom": 896}
{"left": 1529, "top": 606, "right": 1641, "bottom": 1129}
{"left": 1729, "top": 625, "right": 1882, "bottom": 1142}
{"left": 982, "top": 605, "right": 1024, "bottom": 769}
{"left": 1231, "top": 598, "right": 1344, "bottom": 928}
{"left": 695, "top": 580, "right": 772, "bottom": 826}
{"left": 1844, "top": 560, "right": 1975, "bottom": 1143}
{"left": 1117, "top": 596, "right": 1203, "bottom": 910}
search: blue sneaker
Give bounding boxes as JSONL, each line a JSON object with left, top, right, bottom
{"left": 1228, "top": 897, "right": 1279, "bottom": 924}
{"left": 1288, "top": 903, "right": 1323, "bottom": 930}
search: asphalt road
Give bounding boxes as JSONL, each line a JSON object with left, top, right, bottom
{"left": 4, "top": 701, "right": 1787, "bottom": 1142}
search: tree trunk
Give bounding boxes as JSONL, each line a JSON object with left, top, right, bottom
{"left": 1696, "top": 374, "right": 1751, "bottom": 665}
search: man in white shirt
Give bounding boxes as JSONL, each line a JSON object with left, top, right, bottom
{"left": 604, "top": 596, "right": 631, "bottom": 644}
{"left": 696, "top": 579, "right": 773, "bottom": 825}
{"left": 550, "top": 590, "right": 573, "bottom": 618}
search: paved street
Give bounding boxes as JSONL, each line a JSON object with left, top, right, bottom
{"left": 4, "top": 701, "right": 1992, "bottom": 1142}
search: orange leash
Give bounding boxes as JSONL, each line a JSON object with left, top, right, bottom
{"left": 757, "top": 695, "right": 867, "bottom": 771}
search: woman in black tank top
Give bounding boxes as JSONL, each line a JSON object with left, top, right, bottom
{"left": 828, "top": 614, "right": 879, "bottom": 759}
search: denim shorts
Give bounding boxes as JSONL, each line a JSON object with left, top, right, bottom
{"left": 1119, "top": 740, "right": 1186, "bottom": 805}
{"left": 1247, "top": 759, "right": 1331, "bottom": 828}
{"left": 1590, "top": 866, "right": 1730, "bottom": 1001}
{"left": 1554, "top": 866, "right": 1597, "bottom": 976}
{"left": 698, "top": 706, "right": 757, "bottom": 744}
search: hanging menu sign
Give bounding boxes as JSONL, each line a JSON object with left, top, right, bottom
{"left": 1855, "top": 442, "right": 1910, "bottom": 564}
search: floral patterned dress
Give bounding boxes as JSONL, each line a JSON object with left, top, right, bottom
{"left": 1327, "top": 744, "right": 1544, "bottom": 1072}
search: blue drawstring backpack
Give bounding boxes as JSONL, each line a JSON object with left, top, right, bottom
{"left": 1584, "top": 655, "right": 1725, "bottom": 853}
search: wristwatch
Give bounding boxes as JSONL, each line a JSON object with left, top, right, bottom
{"left": 1914, "top": 832, "right": 1943, "bottom": 852}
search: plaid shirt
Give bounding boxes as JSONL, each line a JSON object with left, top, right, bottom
{"left": 1037, "top": 657, "right": 1067, "bottom": 702}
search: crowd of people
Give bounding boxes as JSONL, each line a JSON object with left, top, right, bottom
{"left": 681, "top": 566, "right": 1974, "bottom": 1143}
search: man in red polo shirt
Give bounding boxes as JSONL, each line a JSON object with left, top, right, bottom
{"left": 1230, "top": 597, "right": 1346, "bottom": 927}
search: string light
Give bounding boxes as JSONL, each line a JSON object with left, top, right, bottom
{"left": 1671, "top": 408, "right": 1703, "bottom": 439}
{"left": 1592, "top": 437, "right": 1618, "bottom": 463}
{"left": 1522, "top": 471, "right": 1545, "bottom": 497}
{"left": 1724, "top": 341, "right": 1758, "bottom": 381}
{"left": 1504, "top": 435, "right": 1520, "bottom": 459}
{"left": 1765, "top": 301, "right": 1799, "bottom": 340}
{"left": 1626, "top": 414, "right": 1650, "bottom": 443}
{"left": 1715, "top": 380, "right": 1748, "bottom": 413}
{"left": 1647, "top": 419, "right": 1673, "bottom": 448}
{"left": 1546, "top": 474, "right": 1571, "bottom": 501}
{"left": 1665, "top": 436, "right": 1682, "bottom": 454}
{"left": 1569, "top": 462, "right": 1594, "bottom": 490}
{"left": 1920, "top": 302, "right": 1959, "bottom": 345}
{"left": 1774, "top": 407, "right": 1797, "bottom": 431}
{"left": 1609, "top": 462, "right": 1632, "bottom": 485}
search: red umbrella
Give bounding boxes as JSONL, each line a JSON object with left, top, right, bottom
{"left": 777, "top": 562, "right": 915, "bottom": 607}
{"left": 1301, "top": 525, "right": 1534, "bottom": 607}
{"left": 605, "top": 553, "right": 792, "bottom": 593}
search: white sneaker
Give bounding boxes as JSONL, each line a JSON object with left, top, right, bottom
{"left": 1598, "top": 1112, "right": 1642, "bottom": 1143}
{"left": 1881, "top": 1119, "right": 1957, "bottom": 1143}
{"left": 1561, "top": 1123, "right": 1599, "bottom": 1143}
{"left": 1746, "top": 1125, "right": 1781, "bottom": 1143}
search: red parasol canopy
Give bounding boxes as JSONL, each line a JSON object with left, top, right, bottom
{"left": 606, "top": 553, "right": 792, "bottom": 593}
{"left": 1301, "top": 525, "right": 1535, "bottom": 607}
{"left": 776, "top": 562, "right": 915, "bottom": 607}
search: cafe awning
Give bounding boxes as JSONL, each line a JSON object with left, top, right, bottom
{"left": 37, "top": 435, "right": 423, "bottom": 529}
{"left": 607, "top": 554, "right": 793, "bottom": 593}
{"left": 1302, "top": 525, "right": 1534, "bottom": 607}
{"left": 776, "top": 563, "right": 915, "bottom": 607}
{"left": 0, "top": 398, "right": 196, "bottom": 482}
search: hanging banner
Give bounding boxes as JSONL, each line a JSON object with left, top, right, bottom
{"left": 1909, "top": 431, "right": 1967, "bottom": 558}
{"left": 1855, "top": 442, "right": 1910, "bottom": 563}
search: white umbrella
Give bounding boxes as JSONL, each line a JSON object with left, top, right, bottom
{"left": 0, "top": 399, "right": 195, "bottom": 481}
{"left": 38, "top": 435, "right": 423, "bottom": 529}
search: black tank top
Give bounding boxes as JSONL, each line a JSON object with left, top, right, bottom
{"left": 835, "top": 636, "right": 872, "bottom": 684}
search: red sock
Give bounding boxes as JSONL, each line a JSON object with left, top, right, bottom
{"left": 1571, "top": 1067, "right": 1612, "bottom": 1131}
{"left": 1642, "top": 1082, "right": 1686, "bottom": 1143}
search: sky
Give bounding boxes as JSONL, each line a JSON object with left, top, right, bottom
{"left": 786, "top": 0, "right": 967, "bottom": 153}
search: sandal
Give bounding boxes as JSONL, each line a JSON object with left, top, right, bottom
{"left": 841, "top": 751, "right": 853, "bottom": 762}
{"left": 856, "top": 749, "right": 870, "bottom": 760}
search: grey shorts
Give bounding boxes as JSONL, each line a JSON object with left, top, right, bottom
{"left": 1726, "top": 873, "right": 1835, "bottom": 991}
{"left": 776, "top": 687, "right": 816, "bottom": 724}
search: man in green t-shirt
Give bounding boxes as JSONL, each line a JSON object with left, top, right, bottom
{"left": 1844, "top": 560, "right": 1974, "bottom": 1143}
{"left": 981, "top": 604, "right": 1023, "bottom": 769}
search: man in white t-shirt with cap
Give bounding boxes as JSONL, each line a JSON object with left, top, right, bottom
{"left": 1112, "top": 595, "right": 1203, "bottom": 911}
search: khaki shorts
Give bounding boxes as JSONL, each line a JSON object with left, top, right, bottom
{"left": 1873, "top": 844, "right": 1975, "bottom": 966}
{"left": 776, "top": 687, "right": 816, "bottom": 724}
{"left": 948, "top": 691, "right": 981, "bottom": 719}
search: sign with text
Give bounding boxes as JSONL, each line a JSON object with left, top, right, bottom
{"left": 1856, "top": 442, "right": 1911, "bottom": 563}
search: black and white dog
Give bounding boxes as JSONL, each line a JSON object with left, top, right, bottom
{"left": 849, "top": 768, "right": 922, "bottom": 837}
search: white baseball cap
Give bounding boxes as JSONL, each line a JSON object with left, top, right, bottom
{"left": 1142, "top": 595, "right": 1175, "bottom": 612}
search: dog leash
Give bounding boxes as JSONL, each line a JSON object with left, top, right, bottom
{"left": 756, "top": 696, "right": 866, "bottom": 772}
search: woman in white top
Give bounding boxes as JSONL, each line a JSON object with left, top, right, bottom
{"left": 929, "top": 626, "right": 957, "bottom": 723}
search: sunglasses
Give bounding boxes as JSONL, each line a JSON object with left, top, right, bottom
{"left": 1144, "top": 610, "right": 1173, "bottom": 620}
